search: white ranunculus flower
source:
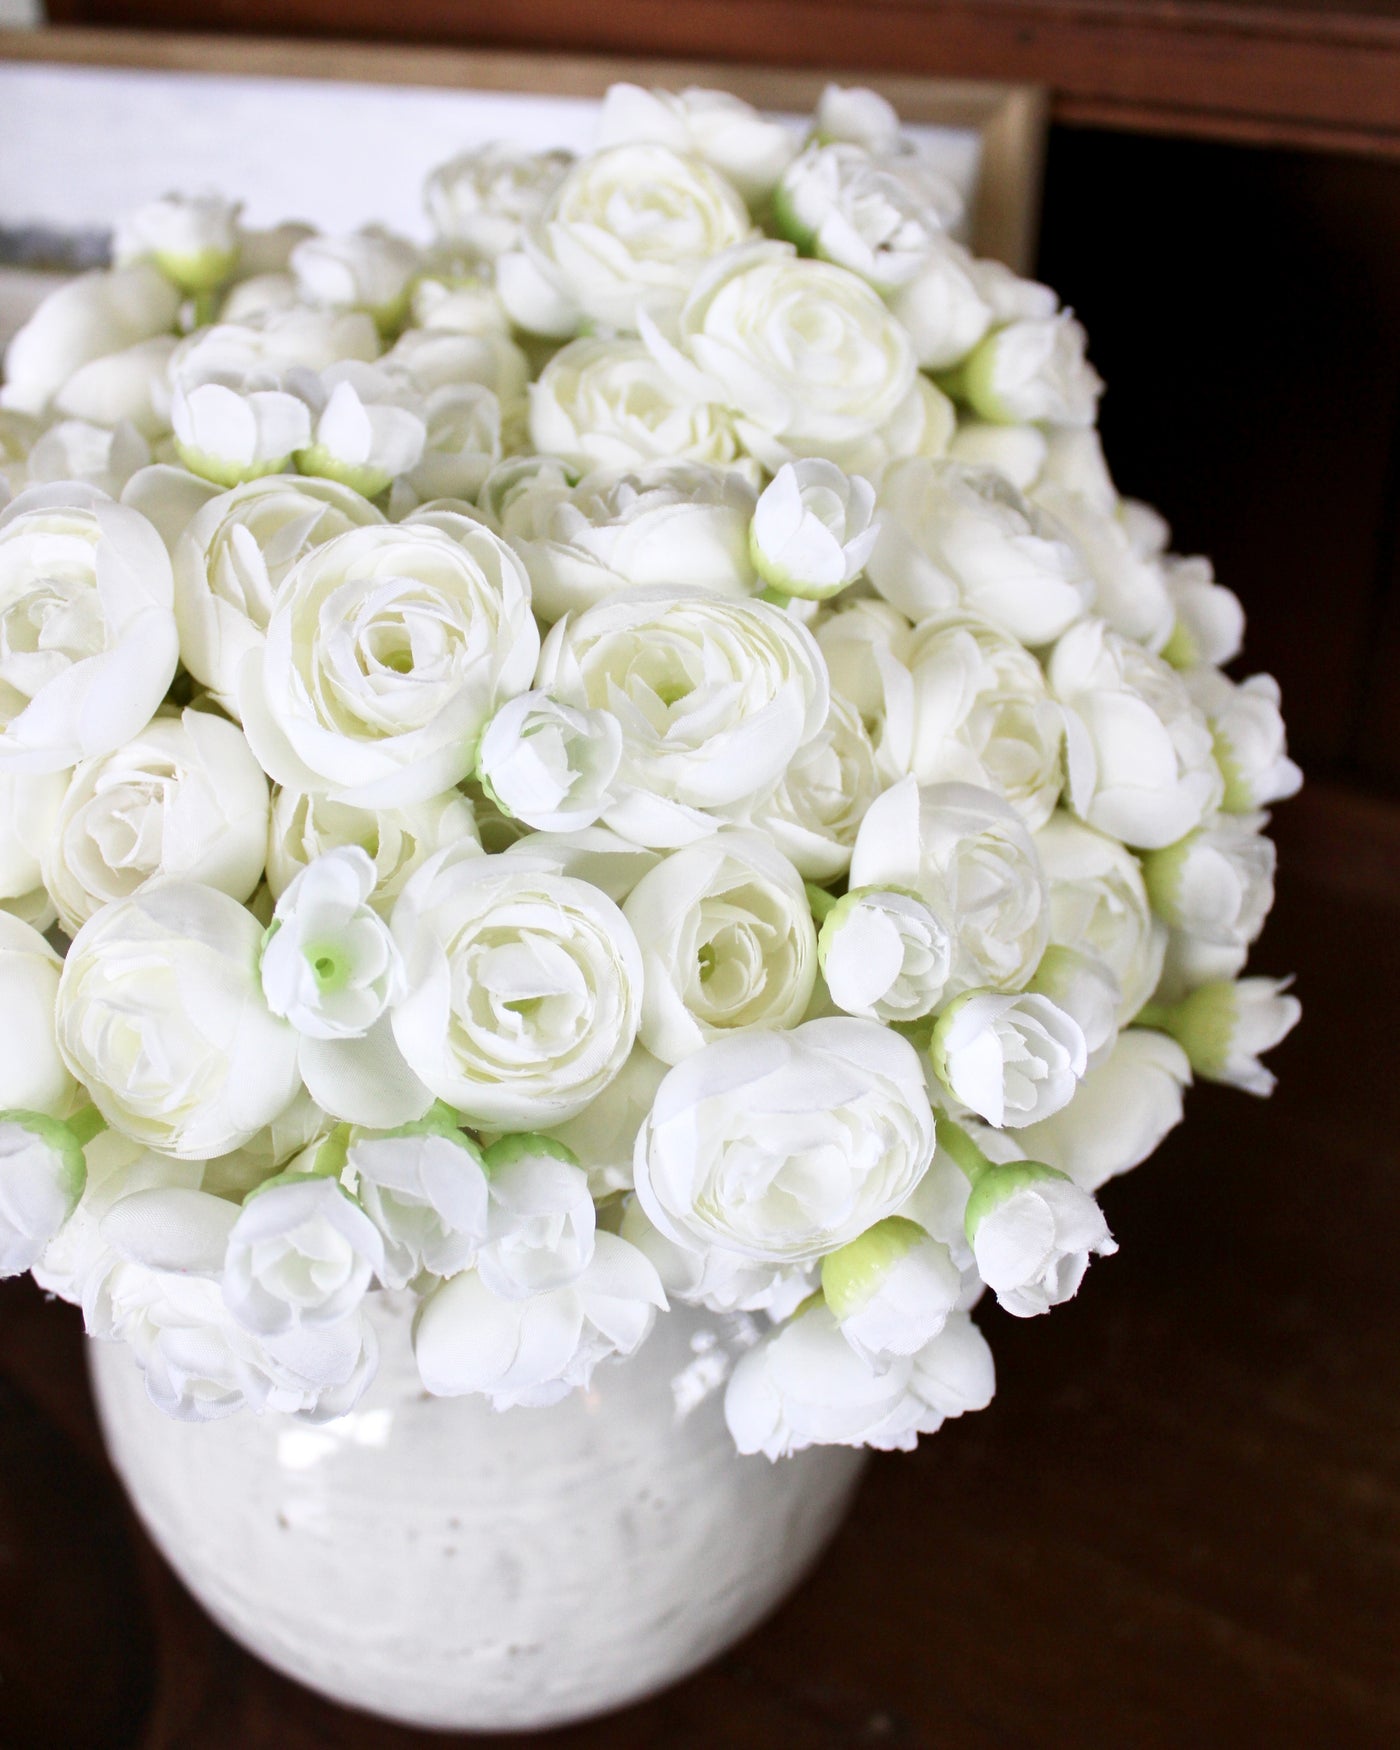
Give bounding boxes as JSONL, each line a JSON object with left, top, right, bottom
{"left": 113, "top": 192, "right": 242, "bottom": 293}
{"left": 1033, "top": 812, "right": 1165, "bottom": 1021}
{"left": 1026, "top": 943, "right": 1120, "bottom": 1065}
{"left": 346, "top": 1117, "right": 490, "bottom": 1291}
{"left": 223, "top": 1170, "right": 384, "bottom": 1336}
{"left": 503, "top": 143, "right": 754, "bottom": 336}
{"left": 598, "top": 84, "right": 798, "bottom": 208}
{"left": 477, "top": 690, "right": 622, "bottom": 834}
{"left": 172, "top": 472, "right": 384, "bottom": 709}
{"left": 818, "top": 885, "right": 953, "bottom": 1023}
{"left": 93, "top": 1182, "right": 377, "bottom": 1420}
{"left": 877, "top": 610, "right": 1065, "bottom": 828}
{"left": 539, "top": 590, "right": 829, "bottom": 849}
{"left": 261, "top": 847, "right": 431, "bottom": 1128}
{"left": 960, "top": 312, "right": 1102, "bottom": 428}
{"left": 290, "top": 229, "right": 419, "bottom": 328}
{"left": 475, "top": 1133, "right": 596, "bottom": 1298}
{"left": 869, "top": 459, "right": 1091, "bottom": 645}
{"left": 0, "top": 1111, "right": 92, "bottom": 1278}
{"left": 424, "top": 144, "right": 572, "bottom": 258}
{"left": 500, "top": 461, "right": 757, "bottom": 622}
{"left": 0, "top": 768, "right": 64, "bottom": 927}
{"left": 820, "top": 1215, "right": 963, "bottom": 1364}
{"left": 2, "top": 265, "right": 180, "bottom": 416}
{"left": 741, "top": 691, "right": 879, "bottom": 884}
{"left": 964, "top": 1158, "right": 1116, "bottom": 1317}
{"left": 1017, "top": 1027, "right": 1191, "bottom": 1192}
{"left": 56, "top": 881, "right": 300, "bottom": 1158}
{"left": 52, "top": 334, "right": 177, "bottom": 442}
{"left": 1141, "top": 813, "right": 1276, "bottom": 950}
{"left": 748, "top": 460, "right": 878, "bottom": 600}
{"left": 945, "top": 419, "right": 1047, "bottom": 491}
{"left": 849, "top": 778, "right": 1049, "bottom": 997}
{"left": 395, "top": 383, "right": 504, "bottom": 509}
{"left": 238, "top": 520, "right": 538, "bottom": 808}
{"left": 23, "top": 418, "right": 151, "bottom": 499}
{"left": 622, "top": 830, "right": 817, "bottom": 1064}
{"left": 811, "top": 596, "right": 908, "bottom": 733}
{"left": 619, "top": 1193, "right": 814, "bottom": 1317}
{"left": 266, "top": 785, "right": 477, "bottom": 913}
{"left": 931, "top": 990, "right": 1087, "bottom": 1128}
{"left": 41, "top": 706, "right": 269, "bottom": 935}
{"left": 1143, "top": 976, "right": 1300, "bottom": 1097}
{"left": 0, "top": 484, "right": 178, "bottom": 773}
{"left": 412, "top": 1230, "right": 666, "bottom": 1408}
{"left": 1050, "top": 618, "right": 1225, "bottom": 850}
{"left": 171, "top": 377, "right": 313, "bottom": 488}
{"left": 384, "top": 324, "right": 528, "bottom": 407}
{"left": 814, "top": 84, "right": 902, "bottom": 150}
{"left": 391, "top": 848, "right": 643, "bottom": 1129}
{"left": 1033, "top": 484, "right": 1174, "bottom": 651}
{"left": 289, "top": 361, "right": 426, "bottom": 498}
{"left": 887, "top": 237, "right": 994, "bottom": 372}
{"left": 1160, "top": 555, "right": 1245, "bottom": 670}
{"left": 724, "top": 1300, "right": 994, "bottom": 1458}
{"left": 775, "top": 141, "right": 959, "bottom": 290}
{"left": 1034, "top": 425, "right": 1118, "bottom": 513}
{"left": 501, "top": 824, "right": 659, "bottom": 905}
{"left": 0, "top": 914, "right": 76, "bottom": 1116}
{"left": 529, "top": 336, "right": 742, "bottom": 474}
{"left": 645, "top": 241, "right": 917, "bottom": 471}
{"left": 635, "top": 1017, "right": 935, "bottom": 1263}
{"left": 1183, "top": 668, "right": 1303, "bottom": 812}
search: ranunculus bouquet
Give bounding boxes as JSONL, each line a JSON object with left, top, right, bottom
{"left": 0, "top": 82, "right": 1300, "bottom": 1459}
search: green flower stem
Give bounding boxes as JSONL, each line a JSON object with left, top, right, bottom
{"left": 936, "top": 1115, "right": 994, "bottom": 1186}
{"left": 65, "top": 1105, "right": 107, "bottom": 1148}
{"left": 805, "top": 882, "right": 839, "bottom": 924}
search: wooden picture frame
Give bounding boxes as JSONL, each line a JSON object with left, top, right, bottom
{"left": 0, "top": 27, "right": 1047, "bottom": 272}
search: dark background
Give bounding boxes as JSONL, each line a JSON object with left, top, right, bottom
{"left": 2, "top": 4, "right": 1398, "bottom": 1745}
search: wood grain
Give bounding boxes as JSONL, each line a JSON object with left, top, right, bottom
{"left": 1, "top": 774, "right": 1396, "bottom": 1747}
{"left": 37, "top": 0, "right": 1400, "bottom": 155}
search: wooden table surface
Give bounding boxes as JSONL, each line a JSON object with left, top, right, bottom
{"left": 1, "top": 776, "right": 1395, "bottom": 1750}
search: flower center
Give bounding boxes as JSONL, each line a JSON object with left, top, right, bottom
{"left": 305, "top": 940, "right": 352, "bottom": 992}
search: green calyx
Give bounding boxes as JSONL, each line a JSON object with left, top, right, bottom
{"left": 962, "top": 1157, "right": 1068, "bottom": 1246}
{"left": 1139, "top": 836, "right": 1195, "bottom": 928}
{"left": 175, "top": 441, "right": 293, "bottom": 490}
{"left": 1135, "top": 983, "right": 1237, "bottom": 1079}
{"left": 481, "top": 1132, "right": 579, "bottom": 1178}
{"left": 928, "top": 990, "right": 984, "bottom": 1092}
{"left": 945, "top": 329, "right": 1013, "bottom": 425}
{"left": 0, "top": 1107, "right": 97, "bottom": 1204}
{"left": 154, "top": 244, "right": 238, "bottom": 296}
{"left": 294, "top": 444, "right": 392, "bottom": 501}
{"left": 1211, "top": 729, "right": 1252, "bottom": 813}
{"left": 821, "top": 1216, "right": 926, "bottom": 1322}
{"left": 806, "top": 882, "right": 841, "bottom": 927}
{"left": 769, "top": 184, "right": 818, "bottom": 257}
{"left": 1159, "top": 618, "right": 1199, "bottom": 671}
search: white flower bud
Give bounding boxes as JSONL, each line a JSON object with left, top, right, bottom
{"left": 821, "top": 1215, "right": 962, "bottom": 1363}
{"left": 223, "top": 1170, "right": 385, "bottom": 1337}
{"left": 477, "top": 690, "right": 622, "bottom": 834}
{"left": 774, "top": 141, "right": 959, "bottom": 291}
{"left": 749, "top": 460, "right": 878, "bottom": 600}
{"left": 1184, "top": 669, "right": 1303, "bottom": 812}
{"left": 172, "top": 378, "right": 312, "bottom": 488}
{"left": 290, "top": 229, "right": 419, "bottom": 331}
{"left": 2, "top": 265, "right": 180, "bottom": 416}
{"left": 962, "top": 1155, "right": 1116, "bottom": 1317}
{"left": 346, "top": 1113, "right": 490, "bottom": 1291}
{"left": 1160, "top": 556, "right": 1245, "bottom": 670}
{"left": 290, "top": 362, "right": 426, "bottom": 497}
{"left": 818, "top": 885, "right": 953, "bottom": 1023}
{"left": 114, "top": 192, "right": 241, "bottom": 293}
{"left": 1140, "top": 976, "right": 1300, "bottom": 1096}
{"left": 0, "top": 1110, "right": 92, "bottom": 1278}
{"left": 1141, "top": 815, "right": 1276, "bottom": 949}
{"left": 959, "top": 313, "right": 1102, "bottom": 428}
{"left": 931, "top": 990, "right": 1087, "bottom": 1129}
{"left": 477, "top": 1133, "right": 595, "bottom": 1298}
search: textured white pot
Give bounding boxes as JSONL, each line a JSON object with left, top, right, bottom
{"left": 89, "top": 1294, "right": 866, "bottom": 1732}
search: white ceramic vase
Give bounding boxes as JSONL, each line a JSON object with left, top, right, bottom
{"left": 89, "top": 1294, "right": 866, "bottom": 1732}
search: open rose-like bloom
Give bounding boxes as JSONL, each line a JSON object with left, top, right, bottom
{"left": 644, "top": 241, "right": 918, "bottom": 472}
{"left": 724, "top": 1300, "right": 994, "bottom": 1459}
{"left": 55, "top": 881, "right": 300, "bottom": 1158}
{"left": 238, "top": 519, "right": 539, "bottom": 808}
{"left": 538, "top": 589, "right": 828, "bottom": 849}
{"left": 634, "top": 1016, "right": 935, "bottom": 1264}
{"left": 850, "top": 777, "right": 1049, "bottom": 996}
{"left": 622, "top": 829, "right": 817, "bottom": 1064}
{"left": 424, "top": 144, "right": 572, "bottom": 260}
{"left": 41, "top": 706, "right": 270, "bottom": 935}
{"left": 597, "top": 84, "right": 798, "bottom": 208}
{"left": 170, "top": 472, "right": 384, "bottom": 711}
{"left": 391, "top": 847, "right": 644, "bottom": 1129}
{"left": 0, "top": 484, "right": 178, "bottom": 773}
